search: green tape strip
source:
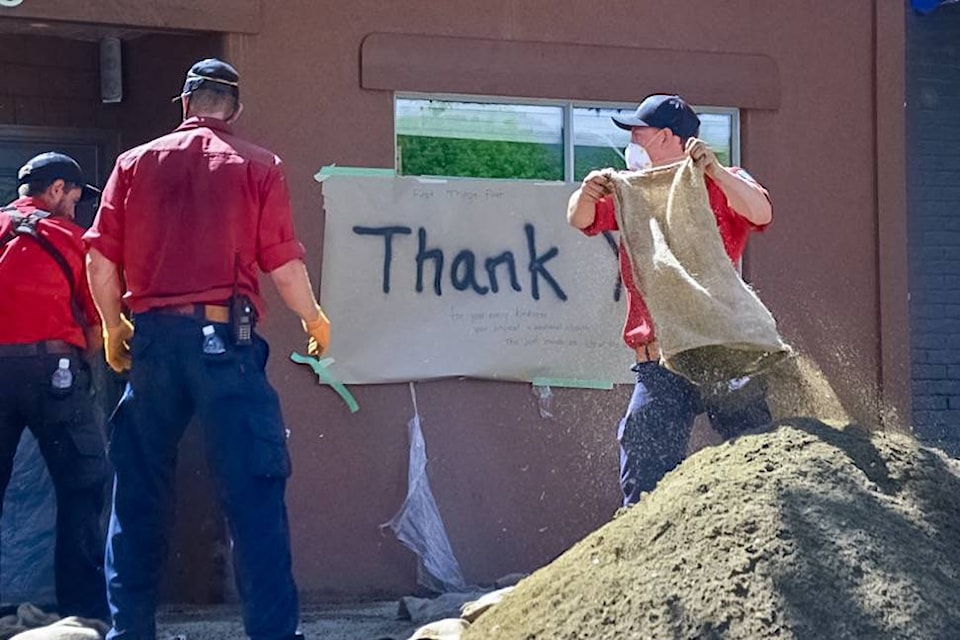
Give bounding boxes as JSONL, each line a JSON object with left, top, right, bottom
{"left": 531, "top": 377, "right": 614, "bottom": 390}
{"left": 313, "top": 165, "right": 396, "bottom": 182}
{"left": 290, "top": 352, "right": 360, "bottom": 413}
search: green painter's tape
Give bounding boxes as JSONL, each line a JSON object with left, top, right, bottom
{"left": 531, "top": 377, "right": 614, "bottom": 390}
{"left": 313, "top": 165, "right": 395, "bottom": 182}
{"left": 290, "top": 352, "right": 360, "bottom": 413}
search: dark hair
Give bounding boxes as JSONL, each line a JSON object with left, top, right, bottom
{"left": 676, "top": 127, "right": 700, "bottom": 147}
{"left": 186, "top": 87, "right": 239, "bottom": 117}
{"left": 20, "top": 178, "right": 80, "bottom": 197}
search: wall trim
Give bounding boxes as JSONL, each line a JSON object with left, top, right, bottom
{"left": 361, "top": 33, "right": 780, "bottom": 109}
{"left": 0, "top": 0, "right": 260, "bottom": 34}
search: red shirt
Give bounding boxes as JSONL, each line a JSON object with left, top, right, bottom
{"left": 83, "top": 117, "right": 306, "bottom": 316}
{"left": 581, "top": 168, "right": 770, "bottom": 349}
{"left": 0, "top": 197, "right": 100, "bottom": 348}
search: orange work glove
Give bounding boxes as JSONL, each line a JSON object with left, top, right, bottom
{"left": 302, "top": 308, "right": 331, "bottom": 357}
{"left": 102, "top": 314, "right": 134, "bottom": 373}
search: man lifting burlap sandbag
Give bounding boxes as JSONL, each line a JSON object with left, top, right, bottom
{"left": 567, "top": 94, "right": 790, "bottom": 507}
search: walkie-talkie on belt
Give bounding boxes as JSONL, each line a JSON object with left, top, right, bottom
{"left": 230, "top": 251, "right": 254, "bottom": 346}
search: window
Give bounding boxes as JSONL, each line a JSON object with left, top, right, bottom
{"left": 395, "top": 99, "right": 564, "bottom": 180}
{"left": 396, "top": 94, "right": 739, "bottom": 182}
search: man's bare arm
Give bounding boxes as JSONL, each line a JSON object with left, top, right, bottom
{"left": 567, "top": 170, "right": 611, "bottom": 229}
{"left": 83, "top": 326, "right": 103, "bottom": 358}
{"left": 269, "top": 259, "right": 324, "bottom": 323}
{"left": 686, "top": 138, "right": 771, "bottom": 226}
{"left": 86, "top": 248, "right": 124, "bottom": 328}
{"left": 708, "top": 166, "right": 772, "bottom": 226}
{"left": 269, "top": 258, "right": 330, "bottom": 355}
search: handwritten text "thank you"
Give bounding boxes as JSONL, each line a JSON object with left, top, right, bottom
{"left": 352, "top": 223, "right": 567, "bottom": 302}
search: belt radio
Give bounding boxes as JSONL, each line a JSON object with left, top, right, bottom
{"left": 230, "top": 251, "right": 255, "bottom": 346}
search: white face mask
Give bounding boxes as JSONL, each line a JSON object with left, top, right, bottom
{"left": 624, "top": 142, "right": 652, "bottom": 171}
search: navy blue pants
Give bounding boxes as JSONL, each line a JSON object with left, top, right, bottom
{"left": 618, "top": 362, "right": 772, "bottom": 506}
{"left": 0, "top": 350, "right": 109, "bottom": 621}
{"left": 104, "top": 313, "right": 299, "bottom": 640}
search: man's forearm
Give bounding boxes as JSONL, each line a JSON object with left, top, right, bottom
{"left": 85, "top": 249, "right": 124, "bottom": 328}
{"left": 567, "top": 188, "right": 598, "bottom": 229}
{"left": 269, "top": 259, "right": 324, "bottom": 322}
{"left": 710, "top": 167, "right": 772, "bottom": 226}
{"left": 83, "top": 326, "right": 104, "bottom": 356}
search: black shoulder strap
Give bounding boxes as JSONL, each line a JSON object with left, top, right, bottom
{"left": 0, "top": 205, "right": 18, "bottom": 248}
{"left": 1, "top": 206, "right": 87, "bottom": 330}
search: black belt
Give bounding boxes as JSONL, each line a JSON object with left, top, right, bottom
{"left": 0, "top": 340, "right": 78, "bottom": 358}
{"left": 147, "top": 303, "right": 231, "bottom": 324}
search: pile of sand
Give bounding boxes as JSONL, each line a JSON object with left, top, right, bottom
{"left": 459, "top": 358, "right": 960, "bottom": 639}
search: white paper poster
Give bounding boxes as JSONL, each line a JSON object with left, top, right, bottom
{"left": 319, "top": 174, "right": 633, "bottom": 385}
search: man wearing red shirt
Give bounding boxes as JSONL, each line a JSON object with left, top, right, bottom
{"left": 0, "top": 152, "right": 109, "bottom": 621}
{"left": 567, "top": 95, "right": 774, "bottom": 507}
{"left": 85, "top": 59, "right": 329, "bottom": 640}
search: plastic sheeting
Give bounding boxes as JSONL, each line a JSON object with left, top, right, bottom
{"left": 382, "top": 383, "right": 468, "bottom": 594}
{"left": 531, "top": 385, "right": 554, "bottom": 420}
{"left": 0, "top": 431, "right": 56, "bottom": 606}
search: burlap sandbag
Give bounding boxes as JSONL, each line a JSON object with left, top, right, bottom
{"left": 2, "top": 604, "right": 107, "bottom": 640}
{"left": 9, "top": 617, "right": 102, "bottom": 640}
{"left": 407, "top": 617, "right": 469, "bottom": 640}
{"left": 608, "top": 159, "right": 790, "bottom": 385}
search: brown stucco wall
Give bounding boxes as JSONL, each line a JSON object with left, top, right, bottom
{"left": 213, "top": 0, "right": 907, "bottom": 599}
{"left": 0, "top": 0, "right": 908, "bottom": 601}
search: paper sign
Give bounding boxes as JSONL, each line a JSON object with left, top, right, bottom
{"left": 319, "top": 174, "right": 633, "bottom": 384}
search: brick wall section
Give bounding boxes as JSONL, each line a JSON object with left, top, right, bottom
{"left": 907, "top": 4, "right": 960, "bottom": 453}
{"left": 0, "top": 34, "right": 114, "bottom": 129}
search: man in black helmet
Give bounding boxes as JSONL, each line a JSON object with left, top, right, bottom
{"left": 0, "top": 152, "right": 109, "bottom": 622}
{"left": 85, "top": 58, "right": 327, "bottom": 640}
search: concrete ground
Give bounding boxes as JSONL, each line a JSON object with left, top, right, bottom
{"left": 156, "top": 602, "right": 420, "bottom": 640}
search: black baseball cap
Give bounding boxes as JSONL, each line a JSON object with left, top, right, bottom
{"left": 173, "top": 57, "right": 240, "bottom": 102}
{"left": 612, "top": 94, "right": 701, "bottom": 139}
{"left": 17, "top": 152, "right": 100, "bottom": 202}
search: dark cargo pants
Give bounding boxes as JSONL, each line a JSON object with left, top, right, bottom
{"left": 104, "top": 313, "right": 299, "bottom": 640}
{"left": 0, "top": 349, "right": 110, "bottom": 621}
{"left": 618, "top": 361, "right": 772, "bottom": 506}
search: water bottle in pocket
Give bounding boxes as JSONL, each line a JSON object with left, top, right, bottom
{"left": 201, "top": 325, "right": 227, "bottom": 355}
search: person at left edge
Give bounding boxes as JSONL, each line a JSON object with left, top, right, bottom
{"left": 0, "top": 152, "right": 109, "bottom": 622}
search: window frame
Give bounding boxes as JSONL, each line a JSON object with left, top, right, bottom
{"left": 395, "top": 92, "right": 741, "bottom": 182}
